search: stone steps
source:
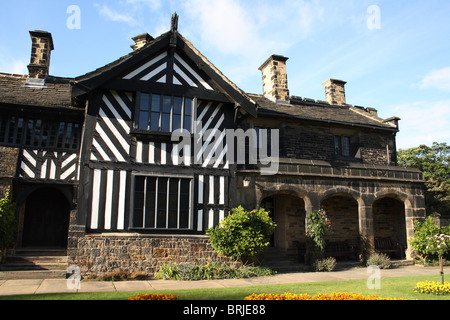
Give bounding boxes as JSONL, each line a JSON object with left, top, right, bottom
{"left": 0, "top": 248, "right": 68, "bottom": 280}
{"left": 262, "top": 248, "right": 309, "bottom": 273}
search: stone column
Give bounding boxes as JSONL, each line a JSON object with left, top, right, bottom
{"left": 358, "top": 200, "right": 375, "bottom": 260}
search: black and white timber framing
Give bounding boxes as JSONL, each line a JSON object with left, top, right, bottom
{"left": 73, "top": 24, "right": 256, "bottom": 234}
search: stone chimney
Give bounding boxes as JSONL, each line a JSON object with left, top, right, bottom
{"left": 258, "top": 55, "right": 289, "bottom": 103}
{"left": 322, "top": 79, "right": 347, "bottom": 105}
{"left": 131, "top": 33, "right": 154, "bottom": 51}
{"left": 25, "top": 30, "right": 54, "bottom": 87}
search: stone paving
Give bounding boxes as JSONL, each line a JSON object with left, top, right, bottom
{"left": 1, "top": 265, "right": 449, "bottom": 297}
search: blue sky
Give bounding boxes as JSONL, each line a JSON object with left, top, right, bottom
{"left": 0, "top": 0, "right": 449, "bottom": 150}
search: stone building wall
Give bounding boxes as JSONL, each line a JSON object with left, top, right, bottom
{"left": 236, "top": 159, "right": 426, "bottom": 260}
{"left": 67, "top": 230, "right": 239, "bottom": 276}
{"left": 252, "top": 116, "right": 396, "bottom": 165}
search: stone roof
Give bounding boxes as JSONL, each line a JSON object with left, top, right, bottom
{"left": 0, "top": 72, "right": 74, "bottom": 109}
{"left": 249, "top": 94, "right": 398, "bottom": 131}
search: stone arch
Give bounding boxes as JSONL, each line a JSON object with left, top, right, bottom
{"left": 258, "top": 186, "right": 309, "bottom": 259}
{"left": 257, "top": 184, "right": 313, "bottom": 213}
{"left": 320, "top": 186, "right": 363, "bottom": 207}
{"left": 372, "top": 189, "right": 412, "bottom": 259}
{"left": 319, "top": 190, "right": 360, "bottom": 254}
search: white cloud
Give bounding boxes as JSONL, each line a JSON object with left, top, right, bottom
{"left": 180, "top": 0, "right": 324, "bottom": 91}
{"left": 0, "top": 55, "right": 27, "bottom": 75}
{"left": 420, "top": 67, "right": 450, "bottom": 91}
{"left": 389, "top": 100, "right": 450, "bottom": 149}
{"left": 95, "top": 1, "right": 162, "bottom": 27}
{"left": 182, "top": 0, "right": 321, "bottom": 58}
{"left": 96, "top": 4, "right": 137, "bottom": 25}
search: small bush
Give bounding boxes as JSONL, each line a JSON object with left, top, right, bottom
{"left": 155, "top": 262, "right": 275, "bottom": 280}
{"left": 313, "top": 257, "right": 336, "bottom": 272}
{"left": 89, "top": 270, "right": 148, "bottom": 281}
{"left": 367, "top": 252, "right": 391, "bottom": 269}
{"left": 206, "top": 206, "right": 276, "bottom": 261}
{"left": 0, "top": 187, "right": 16, "bottom": 263}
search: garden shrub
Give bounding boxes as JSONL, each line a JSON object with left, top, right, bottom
{"left": 306, "top": 209, "right": 331, "bottom": 258}
{"left": 206, "top": 206, "right": 276, "bottom": 262}
{"left": 155, "top": 262, "right": 275, "bottom": 280}
{"left": 0, "top": 187, "right": 16, "bottom": 263}
{"left": 88, "top": 270, "right": 148, "bottom": 281}
{"left": 366, "top": 252, "right": 391, "bottom": 269}
{"left": 313, "top": 257, "right": 336, "bottom": 272}
{"left": 409, "top": 216, "right": 441, "bottom": 263}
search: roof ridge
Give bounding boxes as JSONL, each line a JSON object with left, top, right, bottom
{"left": 348, "top": 104, "right": 396, "bottom": 128}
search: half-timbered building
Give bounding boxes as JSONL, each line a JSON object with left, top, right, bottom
{"left": 0, "top": 15, "right": 426, "bottom": 275}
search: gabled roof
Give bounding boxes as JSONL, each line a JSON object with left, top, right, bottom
{"left": 250, "top": 94, "right": 398, "bottom": 131}
{"left": 72, "top": 30, "right": 257, "bottom": 117}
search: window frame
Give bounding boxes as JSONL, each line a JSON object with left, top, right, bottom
{"left": 134, "top": 92, "right": 194, "bottom": 134}
{"left": 130, "top": 173, "right": 194, "bottom": 231}
{"left": 334, "top": 135, "right": 351, "bottom": 157}
{"left": 0, "top": 114, "right": 81, "bottom": 151}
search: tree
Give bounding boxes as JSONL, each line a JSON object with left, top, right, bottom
{"left": 0, "top": 187, "right": 17, "bottom": 263}
{"left": 397, "top": 142, "right": 450, "bottom": 216}
{"left": 424, "top": 233, "right": 450, "bottom": 284}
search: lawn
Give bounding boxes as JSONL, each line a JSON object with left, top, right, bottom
{"left": 1, "top": 274, "right": 449, "bottom": 300}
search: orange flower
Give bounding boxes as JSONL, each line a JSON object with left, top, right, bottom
{"left": 244, "top": 292, "right": 404, "bottom": 300}
{"left": 128, "top": 293, "right": 179, "bottom": 300}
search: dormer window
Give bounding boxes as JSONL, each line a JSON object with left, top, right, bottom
{"left": 135, "top": 93, "right": 193, "bottom": 133}
{"left": 334, "top": 135, "right": 350, "bottom": 157}
{"left": 333, "top": 130, "right": 361, "bottom": 161}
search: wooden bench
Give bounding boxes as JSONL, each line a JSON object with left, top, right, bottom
{"left": 324, "top": 241, "right": 356, "bottom": 260}
{"left": 375, "top": 237, "right": 404, "bottom": 258}
{"left": 289, "top": 241, "right": 306, "bottom": 262}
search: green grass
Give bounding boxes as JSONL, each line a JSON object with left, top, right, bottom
{"left": 1, "top": 274, "right": 449, "bottom": 300}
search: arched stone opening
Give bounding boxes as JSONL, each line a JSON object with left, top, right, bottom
{"left": 320, "top": 193, "right": 360, "bottom": 260}
{"left": 372, "top": 196, "right": 407, "bottom": 259}
{"left": 261, "top": 192, "right": 306, "bottom": 261}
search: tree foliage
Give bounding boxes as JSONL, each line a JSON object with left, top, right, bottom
{"left": 306, "top": 209, "right": 331, "bottom": 254}
{"left": 397, "top": 142, "right": 450, "bottom": 216}
{"left": 0, "top": 187, "right": 16, "bottom": 263}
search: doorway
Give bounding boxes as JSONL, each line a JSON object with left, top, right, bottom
{"left": 261, "top": 194, "right": 306, "bottom": 252}
{"left": 22, "top": 187, "right": 70, "bottom": 248}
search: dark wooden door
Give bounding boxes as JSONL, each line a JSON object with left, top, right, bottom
{"left": 22, "top": 187, "right": 70, "bottom": 248}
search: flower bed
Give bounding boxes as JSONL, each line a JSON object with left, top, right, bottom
{"left": 414, "top": 281, "right": 450, "bottom": 295}
{"left": 244, "top": 292, "right": 404, "bottom": 300}
{"left": 128, "top": 293, "right": 179, "bottom": 300}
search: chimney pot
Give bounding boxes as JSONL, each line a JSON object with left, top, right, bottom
{"left": 131, "top": 33, "right": 154, "bottom": 51}
{"left": 259, "top": 55, "right": 289, "bottom": 103}
{"left": 26, "top": 30, "right": 54, "bottom": 87}
{"left": 322, "top": 78, "right": 347, "bottom": 105}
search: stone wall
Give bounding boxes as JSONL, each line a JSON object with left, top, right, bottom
{"left": 67, "top": 230, "right": 238, "bottom": 276}
{"left": 236, "top": 159, "right": 426, "bottom": 259}
{"left": 252, "top": 116, "right": 396, "bottom": 165}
